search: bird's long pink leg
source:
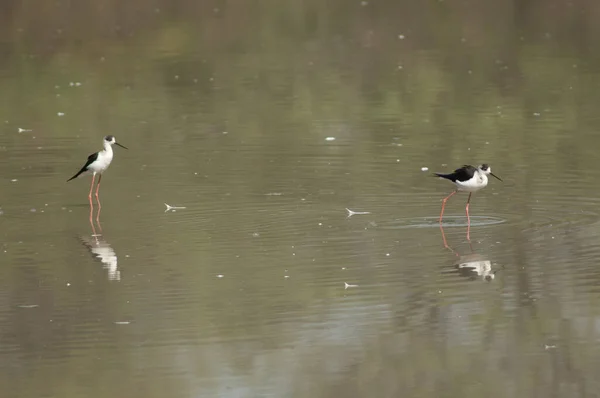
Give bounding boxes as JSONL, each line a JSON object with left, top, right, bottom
{"left": 439, "top": 190, "right": 457, "bottom": 223}
{"left": 88, "top": 174, "right": 96, "bottom": 208}
{"left": 95, "top": 174, "right": 102, "bottom": 224}
{"left": 466, "top": 193, "right": 472, "bottom": 241}
{"left": 95, "top": 174, "right": 102, "bottom": 208}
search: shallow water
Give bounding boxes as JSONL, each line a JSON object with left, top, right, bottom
{"left": 3, "top": 1, "right": 600, "bottom": 397}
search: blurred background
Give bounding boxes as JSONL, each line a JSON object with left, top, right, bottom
{"left": 2, "top": 0, "right": 600, "bottom": 397}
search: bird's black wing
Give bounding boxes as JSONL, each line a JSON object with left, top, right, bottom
{"left": 434, "top": 165, "right": 477, "bottom": 183}
{"left": 67, "top": 152, "right": 98, "bottom": 182}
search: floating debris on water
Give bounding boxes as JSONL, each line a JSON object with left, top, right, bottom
{"left": 217, "top": 274, "right": 224, "bottom": 278}
{"left": 346, "top": 208, "right": 371, "bottom": 217}
{"left": 421, "top": 167, "right": 429, "bottom": 171}
{"left": 57, "top": 112, "right": 65, "bottom": 116}
{"left": 114, "top": 321, "right": 130, "bottom": 325}
{"left": 325, "top": 137, "right": 336, "bottom": 141}
{"left": 344, "top": 282, "right": 359, "bottom": 289}
{"left": 17, "top": 304, "right": 39, "bottom": 308}
{"left": 18, "top": 128, "right": 32, "bottom": 133}
{"left": 164, "top": 203, "right": 187, "bottom": 213}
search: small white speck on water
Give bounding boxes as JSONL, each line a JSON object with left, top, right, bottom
{"left": 360, "top": 1, "right": 368, "bottom": 5}
{"left": 222, "top": 131, "right": 228, "bottom": 135}
{"left": 396, "top": 159, "right": 400, "bottom": 162}
{"left": 533, "top": 112, "right": 541, "bottom": 116}
{"left": 11, "top": 179, "right": 17, "bottom": 182}
{"left": 318, "top": 222, "right": 322, "bottom": 226}
{"left": 125, "top": 255, "right": 130, "bottom": 258}
{"left": 57, "top": 112, "right": 65, "bottom": 116}
{"left": 252, "top": 232, "right": 260, "bottom": 237}
{"left": 284, "top": 275, "right": 290, "bottom": 279}
{"left": 30, "top": 208, "right": 36, "bottom": 213}
{"left": 397, "top": 65, "right": 403, "bottom": 70}
{"left": 18, "top": 128, "right": 32, "bottom": 133}
{"left": 386, "top": 253, "right": 390, "bottom": 257}
{"left": 217, "top": 274, "right": 224, "bottom": 278}
{"left": 421, "top": 167, "right": 429, "bottom": 171}
{"left": 342, "top": 267, "right": 346, "bottom": 270}
{"left": 344, "top": 282, "right": 359, "bottom": 289}
{"left": 114, "top": 321, "right": 130, "bottom": 325}
{"left": 174, "top": 75, "right": 179, "bottom": 80}
{"left": 325, "top": 137, "right": 336, "bottom": 141}
{"left": 66, "top": 283, "right": 71, "bottom": 286}
{"left": 398, "top": 34, "right": 405, "bottom": 39}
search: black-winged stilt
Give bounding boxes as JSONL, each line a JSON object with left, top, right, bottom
{"left": 67, "top": 135, "right": 128, "bottom": 206}
{"left": 434, "top": 164, "right": 502, "bottom": 236}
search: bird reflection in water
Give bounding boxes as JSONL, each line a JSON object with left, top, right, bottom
{"left": 79, "top": 206, "right": 120, "bottom": 281}
{"left": 439, "top": 225, "right": 496, "bottom": 281}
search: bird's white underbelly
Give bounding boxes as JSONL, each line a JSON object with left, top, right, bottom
{"left": 456, "top": 176, "right": 487, "bottom": 192}
{"left": 90, "top": 153, "right": 113, "bottom": 174}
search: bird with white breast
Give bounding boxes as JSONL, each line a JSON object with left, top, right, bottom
{"left": 434, "top": 164, "right": 502, "bottom": 227}
{"left": 67, "top": 135, "right": 128, "bottom": 206}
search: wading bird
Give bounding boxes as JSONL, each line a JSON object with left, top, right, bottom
{"left": 434, "top": 164, "right": 502, "bottom": 234}
{"left": 67, "top": 135, "right": 128, "bottom": 206}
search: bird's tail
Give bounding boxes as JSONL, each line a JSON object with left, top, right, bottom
{"left": 432, "top": 172, "right": 450, "bottom": 179}
{"left": 67, "top": 168, "right": 86, "bottom": 182}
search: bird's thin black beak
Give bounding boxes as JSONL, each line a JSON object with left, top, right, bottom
{"left": 490, "top": 172, "right": 502, "bottom": 181}
{"left": 115, "top": 143, "right": 128, "bottom": 150}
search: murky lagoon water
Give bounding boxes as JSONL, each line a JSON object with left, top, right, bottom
{"left": 3, "top": 1, "right": 600, "bottom": 397}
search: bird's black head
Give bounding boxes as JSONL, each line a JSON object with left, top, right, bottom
{"left": 104, "top": 135, "right": 128, "bottom": 149}
{"left": 479, "top": 163, "right": 502, "bottom": 181}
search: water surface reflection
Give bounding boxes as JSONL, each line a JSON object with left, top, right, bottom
{"left": 79, "top": 212, "right": 120, "bottom": 282}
